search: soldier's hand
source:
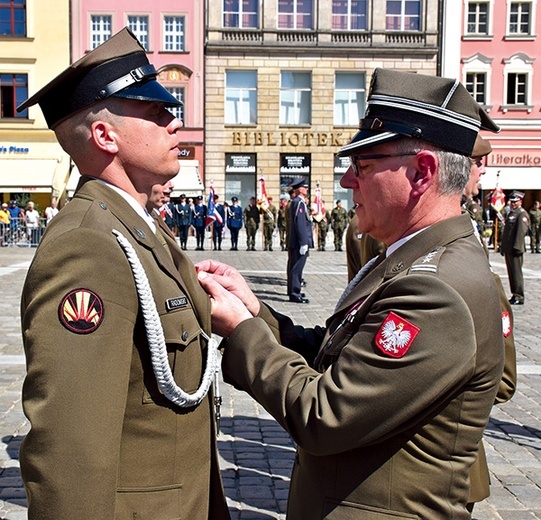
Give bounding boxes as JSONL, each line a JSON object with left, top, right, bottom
{"left": 300, "top": 244, "right": 308, "bottom": 255}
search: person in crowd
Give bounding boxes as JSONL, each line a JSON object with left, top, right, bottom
{"left": 191, "top": 195, "right": 207, "bottom": 250}
{"left": 227, "top": 196, "right": 243, "bottom": 251}
{"left": 174, "top": 193, "right": 191, "bottom": 250}
{"left": 316, "top": 200, "right": 332, "bottom": 251}
{"left": 24, "top": 201, "right": 41, "bottom": 246}
{"left": 277, "top": 194, "right": 289, "bottom": 251}
{"left": 529, "top": 200, "right": 541, "bottom": 253}
{"left": 500, "top": 191, "right": 530, "bottom": 305}
{"left": 331, "top": 199, "right": 349, "bottom": 251}
{"left": 0, "top": 202, "right": 10, "bottom": 245}
{"left": 261, "top": 196, "right": 277, "bottom": 251}
{"left": 287, "top": 177, "right": 313, "bottom": 304}
{"left": 7, "top": 199, "right": 24, "bottom": 242}
{"left": 17, "top": 27, "right": 229, "bottom": 520}
{"left": 244, "top": 196, "right": 260, "bottom": 251}
{"left": 44, "top": 199, "right": 59, "bottom": 224}
{"left": 212, "top": 194, "right": 226, "bottom": 251}
{"left": 195, "top": 68, "right": 504, "bottom": 519}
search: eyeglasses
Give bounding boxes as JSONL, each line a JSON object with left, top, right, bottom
{"left": 349, "top": 153, "right": 418, "bottom": 177}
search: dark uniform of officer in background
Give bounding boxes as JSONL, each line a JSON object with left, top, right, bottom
{"left": 196, "top": 68, "right": 503, "bottom": 519}
{"left": 501, "top": 191, "right": 530, "bottom": 305}
{"left": 227, "top": 196, "right": 243, "bottom": 250}
{"left": 192, "top": 195, "right": 207, "bottom": 250}
{"left": 174, "top": 193, "right": 191, "bottom": 250}
{"left": 244, "top": 197, "right": 260, "bottom": 251}
{"left": 17, "top": 28, "right": 229, "bottom": 520}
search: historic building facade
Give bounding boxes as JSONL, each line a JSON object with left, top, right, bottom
{"left": 205, "top": 0, "right": 441, "bottom": 210}
{"left": 69, "top": 0, "right": 206, "bottom": 198}
{"left": 0, "top": 0, "right": 71, "bottom": 209}
{"left": 442, "top": 0, "right": 541, "bottom": 211}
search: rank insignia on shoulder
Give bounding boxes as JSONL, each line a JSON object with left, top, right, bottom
{"left": 502, "top": 311, "right": 511, "bottom": 338}
{"left": 59, "top": 289, "right": 104, "bottom": 334}
{"left": 375, "top": 312, "right": 420, "bottom": 358}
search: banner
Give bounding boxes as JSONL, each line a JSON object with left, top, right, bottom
{"left": 205, "top": 185, "right": 223, "bottom": 227}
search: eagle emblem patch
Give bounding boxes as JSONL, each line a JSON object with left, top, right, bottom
{"left": 375, "top": 312, "right": 419, "bottom": 358}
{"left": 59, "top": 289, "right": 104, "bottom": 334}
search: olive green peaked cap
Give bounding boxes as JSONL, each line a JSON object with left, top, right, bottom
{"left": 338, "top": 68, "right": 500, "bottom": 157}
{"left": 17, "top": 27, "right": 182, "bottom": 129}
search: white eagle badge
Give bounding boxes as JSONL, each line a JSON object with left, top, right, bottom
{"left": 375, "top": 312, "right": 420, "bottom": 358}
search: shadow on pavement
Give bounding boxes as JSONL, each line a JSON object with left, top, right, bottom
{"left": 485, "top": 418, "right": 541, "bottom": 450}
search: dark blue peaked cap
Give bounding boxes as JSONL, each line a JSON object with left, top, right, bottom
{"left": 17, "top": 27, "right": 182, "bottom": 129}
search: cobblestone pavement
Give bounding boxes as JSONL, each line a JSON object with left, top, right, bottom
{"left": 0, "top": 230, "right": 540, "bottom": 520}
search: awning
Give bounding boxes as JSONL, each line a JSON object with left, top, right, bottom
{"left": 170, "top": 160, "right": 204, "bottom": 198}
{"left": 0, "top": 158, "right": 60, "bottom": 193}
{"left": 480, "top": 167, "right": 541, "bottom": 190}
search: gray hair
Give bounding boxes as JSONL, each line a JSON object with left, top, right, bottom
{"left": 394, "top": 138, "right": 473, "bottom": 196}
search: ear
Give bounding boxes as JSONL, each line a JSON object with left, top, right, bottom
{"left": 90, "top": 120, "right": 119, "bottom": 154}
{"left": 410, "top": 150, "right": 438, "bottom": 198}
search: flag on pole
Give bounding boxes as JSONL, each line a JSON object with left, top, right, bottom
{"left": 312, "top": 183, "right": 324, "bottom": 222}
{"left": 490, "top": 186, "right": 506, "bottom": 212}
{"left": 257, "top": 177, "right": 269, "bottom": 211}
{"left": 205, "top": 185, "right": 223, "bottom": 227}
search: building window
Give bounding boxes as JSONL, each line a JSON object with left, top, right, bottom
{"left": 334, "top": 72, "right": 366, "bottom": 126}
{"left": 386, "top": 0, "right": 421, "bottom": 31}
{"left": 278, "top": 0, "right": 313, "bottom": 30}
{"left": 223, "top": 0, "right": 259, "bottom": 28}
{"left": 506, "top": 72, "right": 527, "bottom": 105}
{"left": 166, "top": 87, "right": 184, "bottom": 122}
{"left": 0, "top": 0, "right": 26, "bottom": 36}
{"left": 332, "top": 0, "right": 367, "bottom": 30}
{"left": 508, "top": 2, "right": 532, "bottom": 35}
{"left": 0, "top": 73, "right": 28, "bottom": 118}
{"left": 128, "top": 15, "right": 149, "bottom": 51}
{"left": 465, "top": 72, "right": 487, "bottom": 104}
{"left": 280, "top": 71, "right": 311, "bottom": 125}
{"left": 90, "top": 15, "right": 112, "bottom": 49}
{"left": 163, "top": 16, "right": 185, "bottom": 51}
{"left": 225, "top": 70, "right": 257, "bottom": 125}
{"left": 467, "top": 2, "right": 489, "bottom": 34}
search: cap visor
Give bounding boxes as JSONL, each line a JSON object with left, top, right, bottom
{"left": 114, "top": 79, "right": 183, "bottom": 107}
{"left": 337, "top": 130, "right": 400, "bottom": 157}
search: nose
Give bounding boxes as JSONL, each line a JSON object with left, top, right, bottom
{"left": 340, "top": 165, "right": 357, "bottom": 189}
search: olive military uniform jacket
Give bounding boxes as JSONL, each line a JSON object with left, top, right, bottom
{"left": 20, "top": 178, "right": 229, "bottom": 520}
{"left": 222, "top": 214, "right": 504, "bottom": 519}
{"left": 501, "top": 206, "right": 530, "bottom": 255}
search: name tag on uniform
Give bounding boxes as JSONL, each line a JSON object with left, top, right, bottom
{"left": 165, "top": 296, "right": 188, "bottom": 311}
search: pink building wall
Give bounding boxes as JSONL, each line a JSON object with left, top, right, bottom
{"left": 460, "top": 2, "right": 541, "bottom": 201}
{"left": 70, "top": 0, "right": 205, "bottom": 176}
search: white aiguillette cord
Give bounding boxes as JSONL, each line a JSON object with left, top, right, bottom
{"left": 335, "top": 255, "right": 379, "bottom": 312}
{"left": 113, "top": 229, "right": 218, "bottom": 408}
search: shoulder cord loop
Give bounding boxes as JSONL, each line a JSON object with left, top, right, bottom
{"left": 113, "top": 229, "right": 218, "bottom": 408}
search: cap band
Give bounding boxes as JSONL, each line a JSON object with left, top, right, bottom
{"left": 96, "top": 64, "right": 157, "bottom": 100}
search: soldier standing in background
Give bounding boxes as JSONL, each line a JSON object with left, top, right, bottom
{"left": 316, "top": 200, "right": 331, "bottom": 251}
{"left": 191, "top": 195, "right": 207, "bottom": 250}
{"left": 175, "top": 194, "right": 191, "bottom": 250}
{"left": 261, "top": 196, "right": 277, "bottom": 251}
{"left": 277, "top": 194, "right": 289, "bottom": 251}
{"left": 529, "top": 200, "right": 541, "bottom": 253}
{"left": 227, "top": 196, "right": 243, "bottom": 251}
{"left": 244, "top": 197, "right": 260, "bottom": 251}
{"left": 501, "top": 191, "right": 530, "bottom": 305}
{"left": 331, "top": 199, "right": 349, "bottom": 251}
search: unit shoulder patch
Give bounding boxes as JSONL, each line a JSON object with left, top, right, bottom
{"left": 59, "top": 288, "right": 104, "bottom": 334}
{"left": 375, "top": 312, "right": 420, "bottom": 358}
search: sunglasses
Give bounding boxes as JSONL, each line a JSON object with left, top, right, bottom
{"left": 349, "top": 153, "right": 418, "bottom": 177}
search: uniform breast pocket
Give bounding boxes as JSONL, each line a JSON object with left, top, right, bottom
{"left": 142, "top": 307, "right": 206, "bottom": 404}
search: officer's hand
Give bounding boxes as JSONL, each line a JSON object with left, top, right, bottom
{"left": 197, "top": 271, "right": 253, "bottom": 338}
{"left": 195, "top": 259, "right": 260, "bottom": 316}
{"left": 300, "top": 244, "right": 308, "bottom": 255}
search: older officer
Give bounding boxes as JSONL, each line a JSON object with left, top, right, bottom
{"left": 501, "top": 190, "right": 530, "bottom": 304}
{"left": 288, "top": 177, "right": 313, "bottom": 303}
{"left": 196, "top": 68, "right": 504, "bottom": 519}
{"left": 17, "top": 28, "right": 229, "bottom": 520}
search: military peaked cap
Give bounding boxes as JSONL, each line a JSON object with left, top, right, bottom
{"left": 472, "top": 135, "right": 492, "bottom": 158}
{"left": 17, "top": 27, "right": 182, "bottom": 129}
{"left": 290, "top": 177, "right": 309, "bottom": 189}
{"left": 509, "top": 191, "right": 525, "bottom": 201}
{"left": 338, "top": 68, "right": 500, "bottom": 158}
